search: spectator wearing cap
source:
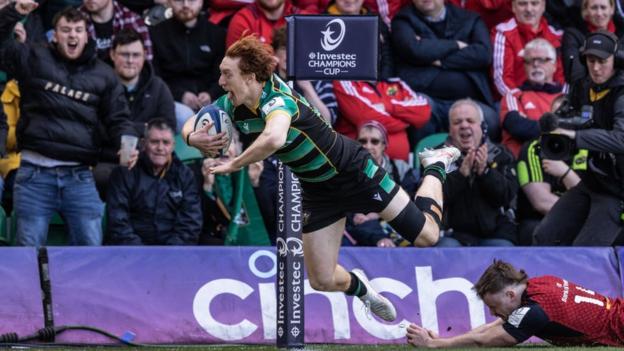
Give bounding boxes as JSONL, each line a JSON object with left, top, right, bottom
{"left": 562, "top": 0, "right": 624, "bottom": 83}
{"left": 533, "top": 30, "right": 624, "bottom": 246}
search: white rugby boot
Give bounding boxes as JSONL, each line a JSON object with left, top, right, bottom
{"left": 352, "top": 269, "right": 396, "bottom": 322}
{"left": 418, "top": 146, "right": 461, "bottom": 173}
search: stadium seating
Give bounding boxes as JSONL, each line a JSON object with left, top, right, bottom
{"left": 174, "top": 134, "right": 203, "bottom": 164}
{"left": 414, "top": 133, "right": 448, "bottom": 168}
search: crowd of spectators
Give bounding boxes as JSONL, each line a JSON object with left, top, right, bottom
{"left": 1, "top": 0, "right": 623, "bottom": 247}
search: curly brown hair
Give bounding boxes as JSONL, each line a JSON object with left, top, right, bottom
{"left": 473, "top": 260, "right": 529, "bottom": 299}
{"left": 226, "top": 35, "right": 276, "bottom": 82}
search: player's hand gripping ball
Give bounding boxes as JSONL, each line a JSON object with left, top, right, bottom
{"left": 193, "top": 104, "right": 233, "bottom": 157}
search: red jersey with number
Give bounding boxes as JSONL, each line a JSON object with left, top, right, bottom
{"left": 502, "top": 276, "right": 624, "bottom": 346}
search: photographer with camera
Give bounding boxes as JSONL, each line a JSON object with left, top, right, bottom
{"left": 533, "top": 30, "right": 624, "bottom": 246}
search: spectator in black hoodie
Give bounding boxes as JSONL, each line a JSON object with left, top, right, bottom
{"left": 0, "top": 2, "right": 137, "bottom": 246}
{"left": 149, "top": 0, "right": 225, "bottom": 132}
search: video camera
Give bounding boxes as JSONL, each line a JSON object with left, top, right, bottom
{"left": 539, "top": 99, "right": 593, "bottom": 161}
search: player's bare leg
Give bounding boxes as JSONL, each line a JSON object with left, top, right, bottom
{"left": 304, "top": 218, "right": 349, "bottom": 292}
{"left": 304, "top": 218, "right": 397, "bottom": 322}
{"left": 379, "top": 146, "right": 460, "bottom": 247}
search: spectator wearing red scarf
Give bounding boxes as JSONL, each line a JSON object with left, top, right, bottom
{"left": 492, "top": 0, "right": 565, "bottom": 96}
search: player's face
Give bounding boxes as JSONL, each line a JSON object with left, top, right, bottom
{"left": 482, "top": 290, "right": 521, "bottom": 320}
{"left": 449, "top": 103, "right": 483, "bottom": 153}
{"left": 512, "top": 0, "right": 545, "bottom": 27}
{"left": 53, "top": 18, "right": 89, "bottom": 60}
{"left": 358, "top": 127, "right": 385, "bottom": 164}
{"left": 586, "top": 55, "right": 616, "bottom": 85}
{"left": 219, "top": 56, "right": 255, "bottom": 107}
{"left": 145, "top": 128, "right": 175, "bottom": 169}
{"left": 111, "top": 40, "right": 145, "bottom": 82}
{"left": 585, "top": 0, "right": 614, "bottom": 29}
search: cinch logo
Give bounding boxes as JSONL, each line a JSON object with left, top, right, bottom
{"left": 320, "top": 19, "right": 346, "bottom": 51}
{"left": 276, "top": 237, "right": 304, "bottom": 257}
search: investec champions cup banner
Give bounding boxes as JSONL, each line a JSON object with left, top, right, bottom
{"left": 286, "top": 15, "right": 379, "bottom": 80}
{"left": 29, "top": 247, "right": 618, "bottom": 344}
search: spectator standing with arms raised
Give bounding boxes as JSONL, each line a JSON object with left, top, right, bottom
{"left": 0, "top": 1, "right": 137, "bottom": 246}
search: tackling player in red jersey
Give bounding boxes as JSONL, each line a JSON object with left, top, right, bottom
{"left": 406, "top": 260, "right": 624, "bottom": 347}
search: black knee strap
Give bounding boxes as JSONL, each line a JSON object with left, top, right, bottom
{"left": 415, "top": 196, "right": 442, "bottom": 228}
{"left": 388, "top": 201, "right": 426, "bottom": 243}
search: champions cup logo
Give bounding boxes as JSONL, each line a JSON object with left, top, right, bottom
{"left": 320, "top": 19, "right": 346, "bottom": 51}
{"left": 276, "top": 237, "right": 304, "bottom": 257}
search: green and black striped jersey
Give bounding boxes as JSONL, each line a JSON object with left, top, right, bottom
{"left": 214, "top": 74, "right": 357, "bottom": 183}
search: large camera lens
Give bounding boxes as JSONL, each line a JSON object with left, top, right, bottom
{"left": 540, "top": 134, "right": 573, "bottom": 161}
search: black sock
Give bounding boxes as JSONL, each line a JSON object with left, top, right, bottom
{"left": 345, "top": 272, "right": 367, "bottom": 297}
{"left": 423, "top": 161, "right": 447, "bottom": 182}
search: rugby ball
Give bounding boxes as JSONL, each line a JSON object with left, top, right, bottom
{"left": 193, "top": 104, "right": 233, "bottom": 156}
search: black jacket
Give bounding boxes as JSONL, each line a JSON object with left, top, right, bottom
{"left": 100, "top": 63, "right": 176, "bottom": 162}
{"left": 149, "top": 15, "right": 225, "bottom": 102}
{"left": 0, "top": 5, "right": 136, "bottom": 165}
{"left": 567, "top": 70, "right": 624, "bottom": 198}
{"left": 106, "top": 154, "right": 202, "bottom": 245}
{"left": 562, "top": 19, "right": 624, "bottom": 84}
{"left": 443, "top": 141, "right": 518, "bottom": 242}
{"left": 391, "top": 3, "right": 494, "bottom": 105}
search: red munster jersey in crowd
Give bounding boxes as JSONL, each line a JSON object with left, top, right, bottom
{"left": 502, "top": 276, "right": 624, "bottom": 346}
{"left": 333, "top": 79, "right": 430, "bottom": 161}
{"left": 492, "top": 17, "right": 565, "bottom": 96}
{"left": 226, "top": 0, "right": 313, "bottom": 48}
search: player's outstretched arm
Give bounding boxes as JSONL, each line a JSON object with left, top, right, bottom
{"left": 407, "top": 319, "right": 518, "bottom": 348}
{"left": 210, "top": 111, "right": 290, "bottom": 174}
